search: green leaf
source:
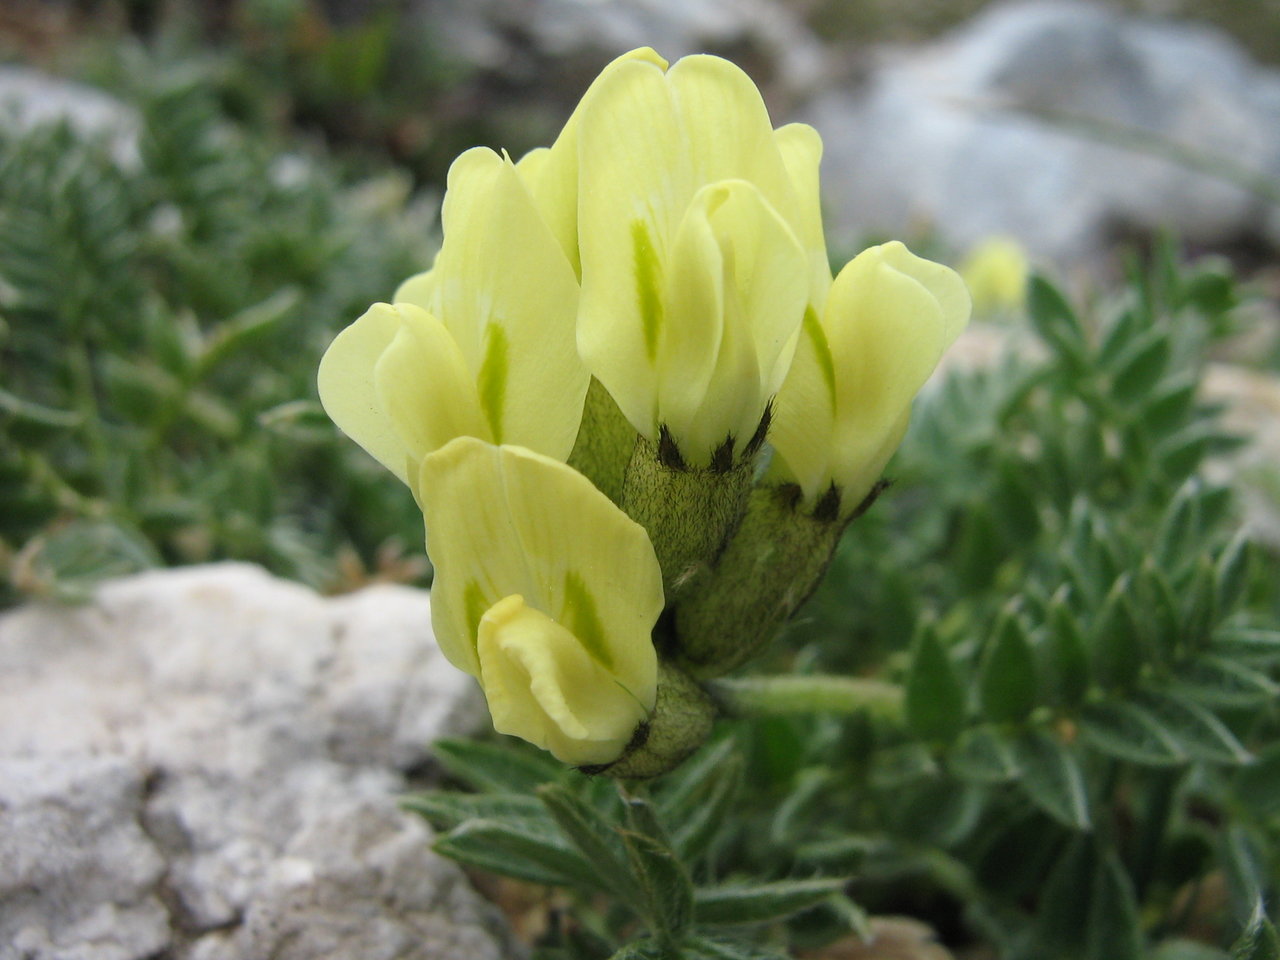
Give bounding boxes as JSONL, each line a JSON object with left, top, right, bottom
{"left": 1156, "top": 424, "right": 1217, "bottom": 483}
{"left": 670, "top": 754, "right": 743, "bottom": 864}
{"left": 1027, "top": 274, "right": 1089, "bottom": 370}
{"left": 1180, "top": 554, "right": 1219, "bottom": 650}
{"left": 1036, "top": 836, "right": 1095, "bottom": 953}
{"left": 1152, "top": 939, "right": 1230, "bottom": 960}
{"left": 1140, "top": 376, "right": 1198, "bottom": 438}
{"left": 769, "top": 767, "right": 831, "bottom": 848}
{"left": 15, "top": 519, "right": 159, "bottom": 602}
{"left": 537, "top": 784, "right": 638, "bottom": 901}
{"left": 692, "top": 878, "right": 846, "bottom": 926}
{"left": 659, "top": 736, "right": 738, "bottom": 814}
{"left": 1215, "top": 530, "right": 1252, "bottom": 616}
{"left": 682, "top": 937, "right": 793, "bottom": 960}
{"left": 1077, "top": 701, "right": 1187, "bottom": 767}
{"left": 434, "top": 818, "right": 600, "bottom": 889}
{"left": 1086, "top": 849, "right": 1143, "bottom": 960}
{"left": 1110, "top": 329, "right": 1170, "bottom": 405}
{"left": 1135, "top": 557, "right": 1184, "bottom": 663}
{"left": 1172, "top": 656, "right": 1280, "bottom": 709}
{"left": 192, "top": 286, "right": 300, "bottom": 381}
{"left": 1046, "top": 593, "right": 1091, "bottom": 708}
{"left": 1015, "top": 729, "right": 1092, "bottom": 830}
{"left": 1097, "top": 303, "right": 1139, "bottom": 367}
{"left": 1221, "top": 826, "right": 1268, "bottom": 925}
{"left": 432, "top": 738, "right": 564, "bottom": 794}
{"left": 620, "top": 828, "right": 694, "bottom": 944}
{"left": 1137, "top": 691, "right": 1252, "bottom": 765}
{"left": 400, "top": 791, "right": 547, "bottom": 831}
{"left": 1092, "top": 575, "right": 1144, "bottom": 689}
{"left": 979, "top": 610, "right": 1038, "bottom": 724}
{"left": 606, "top": 939, "right": 668, "bottom": 960}
{"left": 1233, "top": 743, "right": 1280, "bottom": 819}
{"left": 1213, "top": 627, "right": 1280, "bottom": 661}
{"left": 1230, "top": 911, "right": 1280, "bottom": 960}
{"left": 948, "top": 725, "right": 1021, "bottom": 784}
{"left": 0, "top": 385, "right": 82, "bottom": 432}
{"left": 870, "top": 743, "right": 939, "bottom": 788}
{"left": 794, "top": 834, "right": 882, "bottom": 869}
{"left": 905, "top": 622, "right": 966, "bottom": 742}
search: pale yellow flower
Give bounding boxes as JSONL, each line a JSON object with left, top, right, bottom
{"left": 418, "top": 438, "right": 663, "bottom": 766}
{"left": 318, "top": 147, "right": 587, "bottom": 486}
{"left": 548, "top": 50, "right": 829, "bottom": 463}
{"left": 960, "top": 236, "right": 1029, "bottom": 314}
{"left": 770, "top": 241, "right": 971, "bottom": 514}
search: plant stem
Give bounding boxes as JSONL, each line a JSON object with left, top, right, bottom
{"left": 707, "top": 675, "right": 905, "bottom": 724}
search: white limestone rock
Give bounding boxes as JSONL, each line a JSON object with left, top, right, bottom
{"left": 809, "top": 1, "right": 1280, "bottom": 265}
{"left": 0, "top": 564, "right": 512, "bottom": 960}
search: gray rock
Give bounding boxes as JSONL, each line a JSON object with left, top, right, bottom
{"left": 0, "top": 65, "right": 140, "bottom": 167}
{"left": 809, "top": 1, "right": 1280, "bottom": 264}
{"left": 0, "top": 564, "right": 513, "bottom": 960}
{"left": 420, "top": 0, "right": 825, "bottom": 109}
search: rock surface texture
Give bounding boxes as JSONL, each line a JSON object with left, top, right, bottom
{"left": 809, "top": 0, "right": 1280, "bottom": 264}
{"left": 419, "top": 0, "right": 825, "bottom": 109}
{"left": 0, "top": 563, "right": 515, "bottom": 960}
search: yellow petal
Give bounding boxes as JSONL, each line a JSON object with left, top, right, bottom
{"left": 478, "top": 594, "right": 647, "bottom": 765}
{"left": 317, "top": 302, "right": 412, "bottom": 483}
{"left": 517, "top": 47, "right": 670, "bottom": 278}
{"left": 666, "top": 55, "right": 796, "bottom": 221}
{"left": 432, "top": 148, "right": 588, "bottom": 459}
{"left": 576, "top": 58, "right": 689, "bottom": 435}
{"left": 372, "top": 303, "right": 490, "bottom": 467}
{"left": 651, "top": 190, "right": 725, "bottom": 446}
{"left": 774, "top": 122, "right": 832, "bottom": 312}
{"left": 878, "top": 241, "right": 971, "bottom": 347}
{"left": 824, "top": 243, "right": 969, "bottom": 500}
{"left": 393, "top": 267, "right": 438, "bottom": 311}
{"left": 770, "top": 243, "right": 969, "bottom": 509}
{"left": 768, "top": 305, "right": 839, "bottom": 502}
{"left": 661, "top": 180, "right": 807, "bottom": 457}
{"left": 419, "top": 438, "right": 662, "bottom": 707}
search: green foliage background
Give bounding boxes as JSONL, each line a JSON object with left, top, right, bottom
{"left": 0, "top": 56, "right": 436, "bottom": 602}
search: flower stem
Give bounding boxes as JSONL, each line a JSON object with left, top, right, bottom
{"left": 708, "top": 675, "right": 904, "bottom": 724}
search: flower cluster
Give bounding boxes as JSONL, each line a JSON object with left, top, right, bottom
{"left": 319, "top": 48, "right": 970, "bottom": 775}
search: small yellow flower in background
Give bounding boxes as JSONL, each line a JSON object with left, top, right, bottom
{"left": 418, "top": 438, "right": 663, "bottom": 766}
{"left": 770, "top": 241, "right": 971, "bottom": 517}
{"left": 317, "top": 147, "right": 587, "bottom": 486}
{"left": 959, "top": 235, "right": 1029, "bottom": 315}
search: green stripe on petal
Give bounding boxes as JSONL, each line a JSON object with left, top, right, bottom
{"left": 632, "top": 219, "right": 664, "bottom": 363}
{"left": 477, "top": 321, "right": 510, "bottom": 443}
{"left": 804, "top": 304, "right": 837, "bottom": 415}
{"left": 419, "top": 438, "right": 661, "bottom": 704}
{"left": 562, "top": 570, "right": 614, "bottom": 671}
